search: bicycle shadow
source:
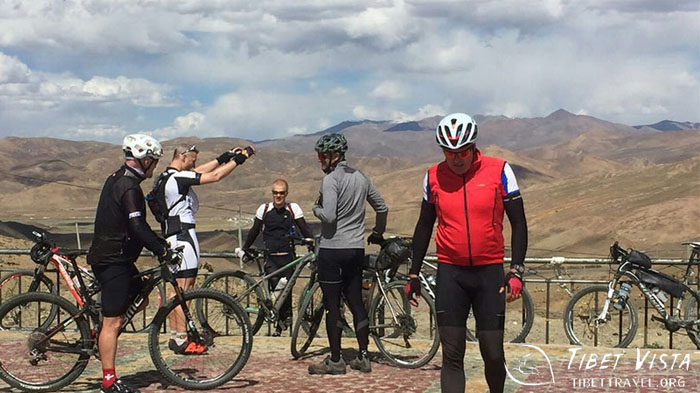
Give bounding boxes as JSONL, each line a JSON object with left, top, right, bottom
{"left": 291, "top": 347, "right": 439, "bottom": 370}
{"left": 0, "top": 370, "right": 260, "bottom": 392}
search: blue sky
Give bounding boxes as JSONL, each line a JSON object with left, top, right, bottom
{"left": 0, "top": 0, "right": 698, "bottom": 143}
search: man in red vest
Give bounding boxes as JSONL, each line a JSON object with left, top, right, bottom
{"left": 406, "top": 113, "right": 528, "bottom": 393}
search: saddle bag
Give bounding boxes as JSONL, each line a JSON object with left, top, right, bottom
{"left": 637, "top": 269, "right": 685, "bottom": 298}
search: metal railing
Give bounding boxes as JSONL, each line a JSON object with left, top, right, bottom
{"left": 2, "top": 249, "right": 697, "bottom": 347}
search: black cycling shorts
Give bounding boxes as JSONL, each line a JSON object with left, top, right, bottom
{"left": 435, "top": 262, "right": 505, "bottom": 331}
{"left": 92, "top": 263, "right": 144, "bottom": 317}
{"left": 317, "top": 248, "right": 364, "bottom": 285}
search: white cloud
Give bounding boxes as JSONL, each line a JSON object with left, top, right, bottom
{"left": 370, "top": 80, "right": 405, "bottom": 100}
{"left": 0, "top": 1, "right": 698, "bottom": 141}
{"left": 0, "top": 52, "right": 31, "bottom": 83}
{"left": 148, "top": 112, "right": 206, "bottom": 140}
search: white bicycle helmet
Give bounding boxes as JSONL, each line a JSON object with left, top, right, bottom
{"left": 122, "top": 134, "right": 163, "bottom": 159}
{"left": 435, "top": 113, "right": 478, "bottom": 150}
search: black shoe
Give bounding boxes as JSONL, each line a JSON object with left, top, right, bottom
{"left": 100, "top": 379, "right": 140, "bottom": 393}
{"left": 272, "top": 327, "right": 283, "bottom": 337}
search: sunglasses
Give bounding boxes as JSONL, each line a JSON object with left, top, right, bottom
{"left": 182, "top": 145, "right": 199, "bottom": 155}
{"left": 443, "top": 146, "right": 473, "bottom": 159}
{"left": 272, "top": 191, "right": 288, "bottom": 196}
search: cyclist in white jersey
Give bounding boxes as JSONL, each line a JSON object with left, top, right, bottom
{"left": 159, "top": 144, "right": 255, "bottom": 354}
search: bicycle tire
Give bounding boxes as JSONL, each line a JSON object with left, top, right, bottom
{"left": 0, "top": 269, "right": 59, "bottom": 327}
{"left": 369, "top": 281, "right": 440, "bottom": 368}
{"left": 683, "top": 295, "right": 700, "bottom": 349}
{"left": 0, "top": 292, "right": 92, "bottom": 392}
{"left": 149, "top": 288, "right": 253, "bottom": 390}
{"left": 0, "top": 269, "right": 56, "bottom": 300}
{"left": 563, "top": 284, "right": 637, "bottom": 348}
{"left": 290, "top": 282, "right": 325, "bottom": 359}
{"left": 465, "top": 287, "right": 535, "bottom": 343}
{"left": 199, "top": 270, "right": 266, "bottom": 335}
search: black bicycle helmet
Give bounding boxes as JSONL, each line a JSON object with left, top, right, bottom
{"left": 30, "top": 241, "right": 52, "bottom": 264}
{"left": 314, "top": 133, "right": 348, "bottom": 154}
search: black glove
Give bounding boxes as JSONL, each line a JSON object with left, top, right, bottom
{"left": 367, "top": 231, "right": 384, "bottom": 245}
{"left": 159, "top": 247, "right": 182, "bottom": 266}
{"left": 232, "top": 146, "right": 256, "bottom": 165}
{"left": 404, "top": 276, "right": 421, "bottom": 304}
{"left": 216, "top": 150, "right": 235, "bottom": 164}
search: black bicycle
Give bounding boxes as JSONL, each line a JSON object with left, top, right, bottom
{"left": 564, "top": 241, "right": 700, "bottom": 348}
{"left": 290, "top": 237, "right": 440, "bottom": 368}
{"left": 0, "top": 235, "right": 253, "bottom": 392}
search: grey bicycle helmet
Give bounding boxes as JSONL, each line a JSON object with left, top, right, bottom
{"left": 314, "top": 133, "right": 348, "bottom": 154}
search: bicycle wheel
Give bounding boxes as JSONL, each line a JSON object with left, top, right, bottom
{"left": 369, "top": 281, "right": 440, "bottom": 368}
{"left": 291, "top": 282, "right": 326, "bottom": 359}
{"left": 200, "top": 270, "right": 265, "bottom": 335}
{"left": 122, "top": 282, "right": 164, "bottom": 334}
{"left": 564, "top": 284, "right": 637, "bottom": 348}
{"left": 0, "top": 292, "right": 92, "bottom": 392}
{"left": 684, "top": 295, "right": 700, "bottom": 349}
{"left": 0, "top": 269, "right": 56, "bottom": 302}
{"left": 149, "top": 288, "right": 252, "bottom": 390}
{"left": 465, "top": 287, "right": 535, "bottom": 343}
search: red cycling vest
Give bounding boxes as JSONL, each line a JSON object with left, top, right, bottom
{"left": 425, "top": 150, "right": 507, "bottom": 266}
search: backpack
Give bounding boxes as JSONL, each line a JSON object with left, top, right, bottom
{"left": 146, "top": 169, "right": 185, "bottom": 224}
{"left": 261, "top": 203, "right": 296, "bottom": 222}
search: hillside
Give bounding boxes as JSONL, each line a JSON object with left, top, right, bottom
{"left": 0, "top": 111, "right": 698, "bottom": 256}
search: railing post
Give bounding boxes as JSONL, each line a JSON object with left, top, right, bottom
{"left": 545, "top": 281, "right": 550, "bottom": 344}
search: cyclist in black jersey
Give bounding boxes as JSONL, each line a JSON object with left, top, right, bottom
{"left": 87, "top": 134, "right": 180, "bottom": 393}
{"left": 405, "top": 114, "right": 528, "bottom": 393}
{"left": 238, "top": 178, "right": 314, "bottom": 336}
{"left": 159, "top": 143, "right": 255, "bottom": 355}
{"left": 308, "top": 133, "right": 388, "bottom": 375}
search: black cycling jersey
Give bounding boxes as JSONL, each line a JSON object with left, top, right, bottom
{"left": 87, "top": 165, "right": 166, "bottom": 265}
{"left": 242, "top": 203, "right": 313, "bottom": 253}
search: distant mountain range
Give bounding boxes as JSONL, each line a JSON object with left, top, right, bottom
{"left": 0, "top": 109, "right": 698, "bottom": 256}
{"left": 633, "top": 120, "right": 700, "bottom": 132}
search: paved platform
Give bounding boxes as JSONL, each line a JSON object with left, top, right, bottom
{"left": 1, "top": 335, "right": 699, "bottom": 392}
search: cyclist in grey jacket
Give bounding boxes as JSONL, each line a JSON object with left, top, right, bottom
{"left": 309, "top": 133, "right": 388, "bottom": 375}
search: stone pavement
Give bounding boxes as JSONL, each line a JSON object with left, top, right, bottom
{"left": 1, "top": 335, "right": 700, "bottom": 392}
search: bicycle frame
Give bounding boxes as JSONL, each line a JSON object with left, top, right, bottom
{"left": 237, "top": 249, "right": 316, "bottom": 322}
{"left": 30, "top": 250, "right": 95, "bottom": 307}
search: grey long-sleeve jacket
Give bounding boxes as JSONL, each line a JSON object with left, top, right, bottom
{"left": 313, "top": 161, "right": 388, "bottom": 249}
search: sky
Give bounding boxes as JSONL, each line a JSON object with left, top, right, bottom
{"left": 0, "top": 0, "right": 698, "bottom": 143}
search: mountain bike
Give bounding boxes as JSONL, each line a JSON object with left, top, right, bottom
{"left": 0, "top": 232, "right": 163, "bottom": 333}
{"left": 420, "top": 260, "right": 535, "bottom": 343}
{"left": 199, "top": 237, "right": 318, "bottom": 335}
{"left": 0, "top": 239, "right": 252, "bottom": 392}
{"left": 564, "top": 241, "right": 700, "bottom": 348}
{"left": 290, "top": 237, "right": 440, "bottom": 368}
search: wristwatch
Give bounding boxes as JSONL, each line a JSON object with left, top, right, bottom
{"left": 510, "top": 264, "right": 525, "bottom": 275}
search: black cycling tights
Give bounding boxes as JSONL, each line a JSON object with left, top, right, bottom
{"left": 439, "top": 327, "right": 505, "bottom": 393}
{"left": 435, "top": 263, "right": 507, "bottom": 393}
{"left": 318, "top": 248, "right": 369, "bottom": 362}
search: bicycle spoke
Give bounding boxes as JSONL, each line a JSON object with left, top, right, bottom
{"left": 150, "top": 289, "right": 252, "bottom": 390}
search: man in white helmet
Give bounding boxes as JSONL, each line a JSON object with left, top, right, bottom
{"left": 87, "top": 134, "right": 180, "bottom": 393}
{"left": 405, "top": 114, "right": 528, "bottom": 393}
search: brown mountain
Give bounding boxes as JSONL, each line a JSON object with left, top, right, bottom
{"left": 0, "top": 111, "right": 698, "bottom": 257}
